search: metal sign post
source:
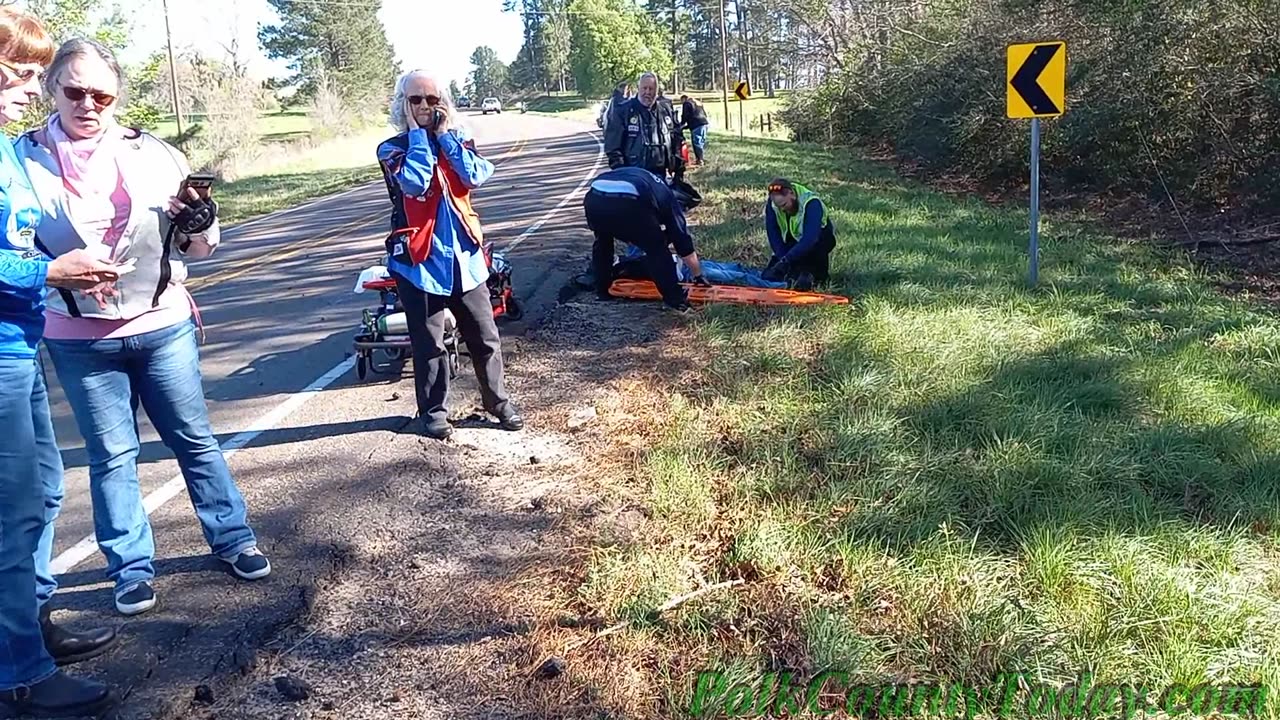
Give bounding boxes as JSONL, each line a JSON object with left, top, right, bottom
{"left": 734, "top": 80, "right": 750, "bottom": 139}
{"left": 1030, "top": 117, "right": 1040, "bottom": 285}
{"left": 1006, "top": 40, "right": 1066, "bottom": 287}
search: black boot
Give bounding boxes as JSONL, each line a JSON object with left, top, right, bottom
{"left": 40, "top": 604, "right": 118, "bottom": 666}
{"left": 0, "top": 670, "right": 116, "bottom": 718}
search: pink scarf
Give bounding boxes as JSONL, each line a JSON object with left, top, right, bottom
{"left": 46, "top": 113, "right": 131, "bottom": 257}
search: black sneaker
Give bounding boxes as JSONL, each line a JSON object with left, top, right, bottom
{"left": 663, "top": 301, "right": 692, "bottom": 314}
{"left": 222, "top": 547, "right": 272, "bottom": 580}
{"left": 115, "top": 581, "right": 156, "bottom": 616}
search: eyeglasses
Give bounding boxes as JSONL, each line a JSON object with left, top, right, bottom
{"left": 0, "top": 60, "right": 40, "bottom": 85}
{"left": 408, "top": 94, "right": 440, "bottom": 106}
{"left": 62, "top": 86, "right": 116, "bottom": 110}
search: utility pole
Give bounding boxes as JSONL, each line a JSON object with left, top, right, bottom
{"left": 162, "top": 0, "right": 183, "bottom": 136}
{"left": 670, "top": 0, "right": 678, "bottom": 94}
{"left": 719, "top": 0, "right": 729, "bottom": 130}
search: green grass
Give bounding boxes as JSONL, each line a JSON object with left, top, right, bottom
{"left": 150, "top": 110, "right": 312, "bottom": 144}
{"left": 216, "top": 126, "right": 389, "bottom": 224}
{"left": 581, "top": 137, "right": 1280, "bottom": 717}
{"left": 136, "top": 110, "right": 389, "bottom": 225}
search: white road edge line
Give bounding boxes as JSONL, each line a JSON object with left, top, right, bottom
{"left": 50, "top": 125, "right": 605, "bottom": 577}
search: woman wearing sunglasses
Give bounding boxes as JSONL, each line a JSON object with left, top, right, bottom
{"left": 14, "top": 38, "right": 271, "bottom": 619}
{"left": 376, "top": 69, "right": 524, "bottom": 439}
{"left": 0, "top": 12, "right": 126, "bottom": 718}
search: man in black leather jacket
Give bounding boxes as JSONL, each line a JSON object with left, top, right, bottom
{"left": 604, "top": 72, "right": 682, "bottom": 177}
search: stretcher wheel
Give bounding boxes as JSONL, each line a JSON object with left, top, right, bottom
{"left": 505, "top": 297, "right": 524, "bottom": 321}
{"left": 392, "top": 348, "right": 408, "bottom": 361}
{"left": 357, "top": 354, "right": 368, "bottom": 380}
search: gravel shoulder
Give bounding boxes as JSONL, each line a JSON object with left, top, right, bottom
{"left": 170, "top": 294, "right": 703, "bottom": 719}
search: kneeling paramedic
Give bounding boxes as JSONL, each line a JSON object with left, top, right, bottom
{"left": 584, "top": 167, "right": 708, "bottom": 311}
{"left": 763, "top": 178, "right": 837, "bottom": 285}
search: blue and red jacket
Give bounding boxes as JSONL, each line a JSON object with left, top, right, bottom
{"left": 376, "top": 127, "right": 494, "bottom": 295}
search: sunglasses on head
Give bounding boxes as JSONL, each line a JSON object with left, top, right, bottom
{"left": 62, "top": 85, "right": 116, "bottom": 109}
{"left": 408, "top": 94, "right": 440, "bottom": 106}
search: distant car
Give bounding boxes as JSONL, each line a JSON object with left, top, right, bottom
{"left": 457, "top": 96, "right": 471, "bottom": 108}
{"left": 481, "top": 97, "right": 502, "bottom": 115}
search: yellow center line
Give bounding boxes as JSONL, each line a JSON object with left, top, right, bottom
{"left": 188, "top": 129, "right": 534, "bottom": 293}
{"left": 185, "top": 210, "right": 387, "bottom": 291}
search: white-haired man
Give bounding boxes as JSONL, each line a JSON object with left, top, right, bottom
{"left": 604, "top": 71, "right": 681, "bottom": 177}
{"left": 374, "top": 69, "right": 524, "bottom": 440}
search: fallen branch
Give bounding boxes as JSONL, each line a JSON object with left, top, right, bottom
{"left": 1173, "top": 234, "right": 1280, "bottom": 248}
{"left": 526, "top": 578, "right": 746, "bottom": 678}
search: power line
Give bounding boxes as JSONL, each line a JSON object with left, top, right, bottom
{"left": 261, "top": 0, "right": 673, "bottom": 15}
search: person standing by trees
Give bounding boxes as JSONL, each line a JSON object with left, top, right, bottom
{"left": 679, "top": 94, "right": 710, "bottom": 165}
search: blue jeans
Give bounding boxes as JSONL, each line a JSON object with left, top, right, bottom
{"left": 691, "top": 125, "right": 708, "bottom": 152}
{"left": 44, "top": 317, "right": 257, "bottom": 597}
{"left": 688, "top": 259, "right": 788, "bottom": 289}
{"left": 0, "top": 356, "right": 59, "bottom": 689}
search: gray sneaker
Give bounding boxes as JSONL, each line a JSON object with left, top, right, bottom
{"left": 222, "top": 547, "right": 272, "bottom": 580}
{"left": 115, "top": 581, "right": 157, "bottom": 616}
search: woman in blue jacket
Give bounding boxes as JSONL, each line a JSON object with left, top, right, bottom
{"left": 0, "top": 7, "right": 123, "bottom": 718}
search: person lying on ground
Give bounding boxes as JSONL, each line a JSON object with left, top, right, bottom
{"left": 583, "top": 166, "right": 707, "bottom": 312}
{"left": 763, "top": 177, "right": 837, "bottom": 285}
{"left": 612, "top": 244, "right": 814, "bottom": 291}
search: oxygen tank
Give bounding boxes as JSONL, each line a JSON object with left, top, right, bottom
{"left": 375, "top": 310, "right": 456, "bottom": 336}
{"left": 376, "top": 312, "right": 408, "bottom": 335}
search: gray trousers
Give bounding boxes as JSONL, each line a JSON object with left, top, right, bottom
{"left": 393, "top": 275, "right": 510, "bottom": 423}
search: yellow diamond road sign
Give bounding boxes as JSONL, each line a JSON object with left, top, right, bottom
{"left": 734, "top": 80, "right": 751, "bottom": 101}
{"left": 1007, "top": 41, "right": 1066, "bottom": 119}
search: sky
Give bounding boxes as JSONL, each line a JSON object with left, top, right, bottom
{"left": 117, "top": 0, "right": 525, "bottom": 90}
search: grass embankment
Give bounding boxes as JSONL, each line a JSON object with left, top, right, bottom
{"left": 574, "top": 137, "right": 1280, "bottom": 717}
{"left": 527, "top": 90, "right": 788, "bottom": 139}
{"left": 151, "top": 110, "right": 388, "bottom": 225}
{"left": 214, "top": 127, "right": 387, "bottom": 224}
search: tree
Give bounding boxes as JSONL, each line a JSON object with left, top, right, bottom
{"left": 468, "top": 46, "right": 509, "bottom": 99}
{"left": 449, "top": 80, "right": 462, "bottom": 100}
{"left": 538, "top": 0, "right": 571, "bottom": 92}
{"left": 567, "top": 0, "right": 673, "bottom": 97}
{"left": 259, "top": 0, "right": 397, "bottom": 116}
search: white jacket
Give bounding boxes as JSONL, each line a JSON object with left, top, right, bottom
{"left": 13, "top": 126, "right": 219, "bottom": 320}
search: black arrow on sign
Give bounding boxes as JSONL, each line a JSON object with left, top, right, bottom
{"left": 1011, "top": 44, "right": 1061, "bottom": 115}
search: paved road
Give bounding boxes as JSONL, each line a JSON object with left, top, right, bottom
{"left": 35, "top": 111, "right": 603, "bottom": 715}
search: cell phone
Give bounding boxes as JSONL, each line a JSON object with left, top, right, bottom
{"left": 180, "top": 172, "right": 216, "bottom": 200}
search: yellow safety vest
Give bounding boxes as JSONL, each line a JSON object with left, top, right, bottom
{"left": 773, "top": 183, "right": 828, "bottom": 240}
